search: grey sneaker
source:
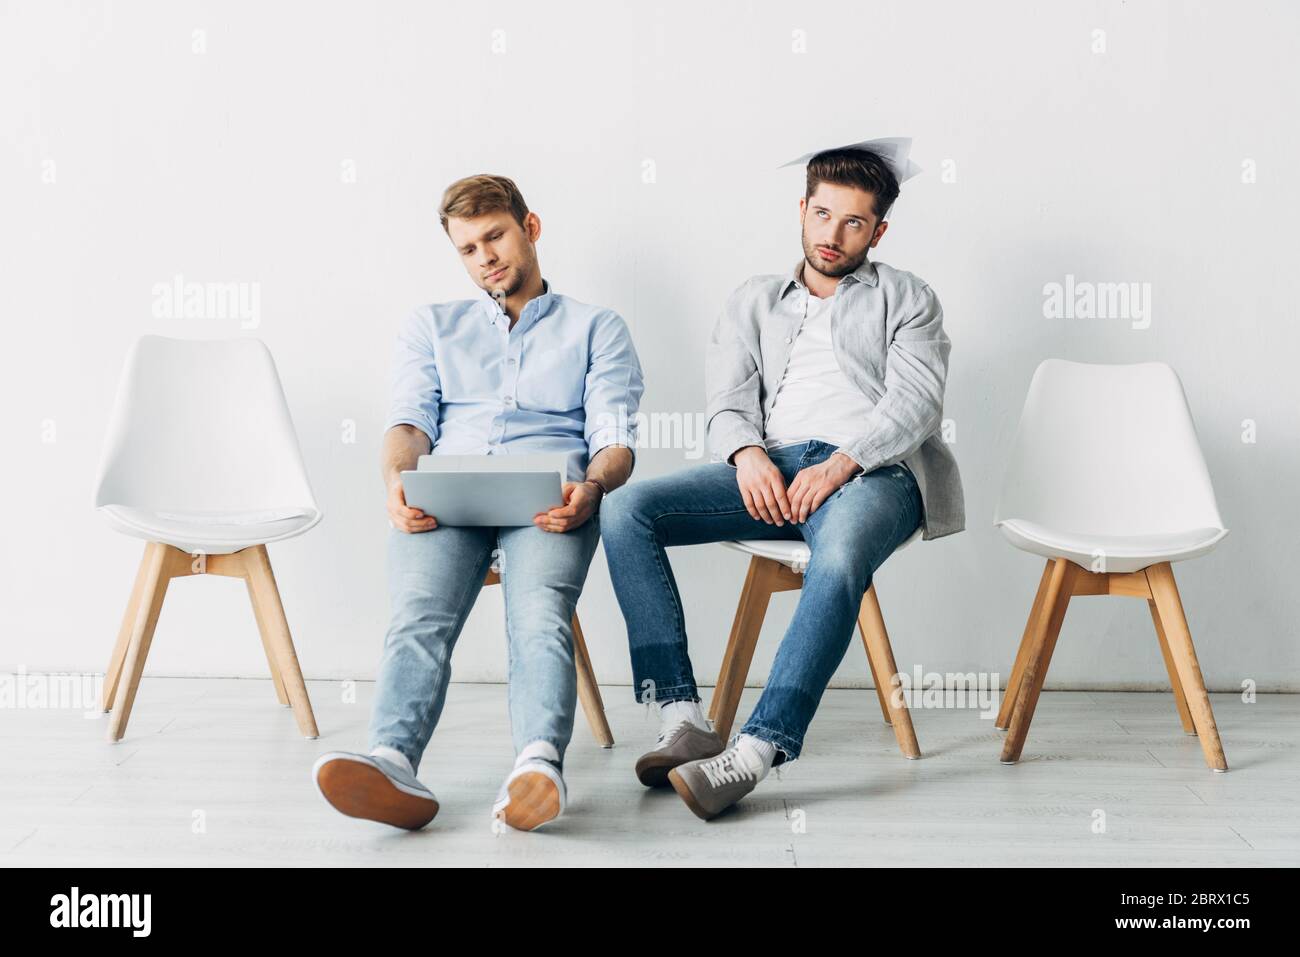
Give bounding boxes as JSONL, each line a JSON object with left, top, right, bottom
{"left": 312, "top": 750, "right": 439, "bottom": 830}
{"left": 667, "top": 744, "right": 761, "bottom": 820}
{"left": 634, "top": 720, "right": 725, "bottom": 788}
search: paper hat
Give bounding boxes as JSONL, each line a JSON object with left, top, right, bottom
{"left": 779, "top": 136, "right": 922, "bottom": 185}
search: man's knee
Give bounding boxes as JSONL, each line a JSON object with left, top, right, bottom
{"left": 601, "top": 481, "right": 653, "bottom": 538}
{"left": 805, "top": 538, "right": 873, "bottom": 589}
{"left": 384, "top": 591, "right": 466, "bottom": 646}
{"left": 508, "top": 600, "right": 577, "bottom": 655}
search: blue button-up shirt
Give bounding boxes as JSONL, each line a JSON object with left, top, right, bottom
{"left": 385, "top": 280, "right": 644, "bottom": 481}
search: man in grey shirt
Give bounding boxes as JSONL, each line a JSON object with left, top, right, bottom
{"left": 601, "top": 141, "right": 964, "bottom": 819}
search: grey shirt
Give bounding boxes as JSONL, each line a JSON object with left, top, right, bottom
{"left": 705, "top": 258, "right": 965, "bottom": 540}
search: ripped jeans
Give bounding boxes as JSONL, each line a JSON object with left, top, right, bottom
{"left": 600, "top": 440, "right": 923, "bottom": 762}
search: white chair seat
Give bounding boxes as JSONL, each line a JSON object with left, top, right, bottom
{"left": 723, "top": 527, "right": 922, "bottom": 573}
{"left": 722, "top": 539, "right": 811, "bottom": 569}
{"left": 996, "top": 519, "right": 1226, "bottom": 574}
{"left": 100, "top": 505, "right": 321, "bottom": 555}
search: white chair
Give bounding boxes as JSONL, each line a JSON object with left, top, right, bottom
{"left": 94, "top": 335, "right": 323, "bottom": 742}
{"left": 994, "top": 359, "right": 1230, "bottom": 771}
{"left": 709, "top": 528, "right": 924, "bottom": 758}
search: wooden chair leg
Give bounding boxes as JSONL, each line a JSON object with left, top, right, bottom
{"left": 995, "top": 559, "right": 1055, "bottom": 729}
{"left": 868, "top": 660, "right": 893, "bottom": 725}
{"left": 853, "top": 587, "right": 893, "bottom": 726}
{"left": 709, "top": 558, "right": 759, "bottom": 723}
{"left": 102, "top": 542, "right": 153, "bottom": 712}
{"left": 106, "top": 543, "right": 173, "bottom": 741}
{"left": 1000, "top": 558, "right": 1079, "bottom": 764}
{"left": 572, "top": 613, "right": 614, "bottom": 748}
{"left": 858, "top": 584, "right": 921, "bottom": 759}
{"left": 246, "top": 577, "right": 290, "bottom": 706}
{"left": 243, "top": 545, "right": 319, "bottom": 738}
{"left": 709, "top": 558, "right": 779, "bottom": 743}
{"left": 1147, "top": 597, "right": 1195, "bottom": 734}
{"left": 1145, "top": 562, "right": 1227, "bottom": 771}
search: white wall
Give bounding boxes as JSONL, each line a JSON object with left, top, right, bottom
{"left": 4, "top": 0, "right": 1298, "bottom": 693}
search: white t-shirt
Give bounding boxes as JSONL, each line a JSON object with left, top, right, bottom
{"left": 763, "top": 290, "right": 877, "bottom": 451}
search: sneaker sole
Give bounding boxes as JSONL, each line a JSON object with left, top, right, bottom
{"left": 315, "top": 757, "right": 438, "bottom": 830}
{"left": 497, "top": 770, "right": 562, "bottom": 831}
{"left": 634, "top": 752, "right": 680, "bottom": 788}
{"left": 667, "top": 767, "right": 719, "bottom": 821}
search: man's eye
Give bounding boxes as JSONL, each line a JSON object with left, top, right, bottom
{"left": 847, "top": 219, "right": 860, "bottom": 228}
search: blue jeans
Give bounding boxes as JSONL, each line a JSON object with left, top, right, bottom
{"left": 600, "top": 440, "right": 923, "bottom": 761}
{"left": 367, "top": 517, "right": 601, "bottom": 774}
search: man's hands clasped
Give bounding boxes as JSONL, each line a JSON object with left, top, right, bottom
{"left": 734, "top": 445, "right": 860, "bottom": 525}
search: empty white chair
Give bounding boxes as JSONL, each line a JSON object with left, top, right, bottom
{"left": 994, "top": 359, "right": 1230, "bottom": 770}
{"left": 711, "top": 528, "right": 923, "bottom": 758}
{"left": 94, "top": 335, "right": 323, "bottom": 742}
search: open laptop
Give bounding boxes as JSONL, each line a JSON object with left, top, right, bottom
{"left": 399, "top": 452, "right": 568, "bottom": 526}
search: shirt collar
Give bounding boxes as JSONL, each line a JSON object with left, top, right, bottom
{"left": 480, "top": 278, "right": 555, "bottom": 324}
{"left": 778, "top": 257, "right": 878, "bottom": 299}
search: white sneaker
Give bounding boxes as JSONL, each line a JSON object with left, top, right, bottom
{"left": 312, "top": 750, "right": 439, "bottom": 830}
{"left": 492, "top": 743, "right": 566, "bottom": 831}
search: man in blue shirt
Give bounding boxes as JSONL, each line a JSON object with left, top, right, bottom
{"left": 313, "top": 174, "right": 644, "bottom": 833}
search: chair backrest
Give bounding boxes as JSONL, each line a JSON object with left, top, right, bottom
{"left": 994, "top": 359, "right": 1224, "bottom": 537}
{"left": 94, "top": 335, "right": 319, "bottom": 514}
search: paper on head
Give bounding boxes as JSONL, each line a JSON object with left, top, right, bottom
{"left": 779, "top": 136, "right": 922, "bottom": 185}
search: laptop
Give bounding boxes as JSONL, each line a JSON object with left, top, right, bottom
{"left": 399, "top": 453, "right": 568, "bottom": 526}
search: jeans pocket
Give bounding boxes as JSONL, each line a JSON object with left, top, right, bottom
{"left": 797, "top": 439, "right": 834, "bottom": 469}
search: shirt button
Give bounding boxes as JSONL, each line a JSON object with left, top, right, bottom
{"left": 504, "top": 396, "right": 514, "bottom": 404}
{"left": 507, "top": 358, "right": 517, "bottom": 365}
{"left": 784, "top": 337, "right": 792, "bottom": 344}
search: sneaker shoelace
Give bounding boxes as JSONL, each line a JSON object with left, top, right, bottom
{"left": 655, "top": 718, "right": 691, "bottom": 747}
{"left": 699, "top": 747, "right": 756, "bottom": 787}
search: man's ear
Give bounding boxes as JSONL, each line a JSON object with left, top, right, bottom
{"left": 524, "top": 211, "right": 542, "bottom": 243}
{"left": 870, "top": 219, "right": 889, "bottom": 248}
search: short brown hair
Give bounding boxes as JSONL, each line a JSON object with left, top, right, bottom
{"left": 438, "top": 174, "right": 530, "bottom": 233}
{"left": 806, "top": 149, "right": 900, "bottom": 222}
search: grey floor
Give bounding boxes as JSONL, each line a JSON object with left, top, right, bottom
{"left": 2, "top": 678, "right": 1298, "bottom": 867}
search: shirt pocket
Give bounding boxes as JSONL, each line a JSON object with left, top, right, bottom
{"left": 759, "top": 314, "right": 799, "bottom": 376}
{"left": 516, "top": 343, "right": 588, "bottom": 413}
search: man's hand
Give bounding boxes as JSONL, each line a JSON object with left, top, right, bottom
{"left": 387, "top": 477, "right": 438, "bottom": 533}
{"left": 534, "top": 481, "right": 600, "bottom": 533}
{"left": 734, "top": 446, "right": 791, "bottom": 525}
{"left": 787, "top": 452, "right": 860, "bottom": 523}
